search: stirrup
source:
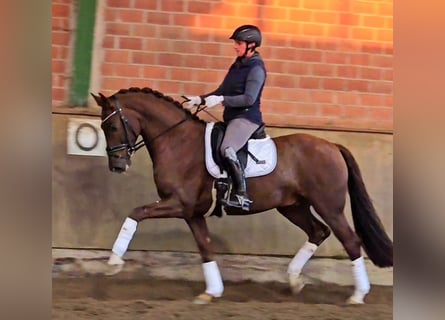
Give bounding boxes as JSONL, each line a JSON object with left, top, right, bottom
{"left": 222, "top": 194, "right": 252, "bottom": 211}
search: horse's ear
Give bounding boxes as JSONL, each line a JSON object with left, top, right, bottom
{"left": 90, "top": 92, "right": 107, "bottom": 107}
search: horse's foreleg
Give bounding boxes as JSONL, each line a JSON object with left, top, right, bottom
{"left": 106, "top": 198, "right": 185, "bottom": 275}
{"left": 186, "top": 216, "right": 224, "bottom": 304}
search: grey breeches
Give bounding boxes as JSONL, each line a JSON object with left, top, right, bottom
{"left": 220, "top": 118, "right": 260, "bottom": 155}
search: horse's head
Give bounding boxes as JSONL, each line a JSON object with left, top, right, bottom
{"left": 91, "top": 92, "right": 141, "bottom": 173}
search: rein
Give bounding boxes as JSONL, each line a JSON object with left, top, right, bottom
{"left": 103, "top": 96, "right": 188, "bottom": 156}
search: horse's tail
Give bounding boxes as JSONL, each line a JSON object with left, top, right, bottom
{"left": 336, "top": 144, "right": 393, "bottom": 267}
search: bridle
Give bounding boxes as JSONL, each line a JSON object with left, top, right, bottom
{"left": 102, "top": 96, "right": 188, "bottom": 157}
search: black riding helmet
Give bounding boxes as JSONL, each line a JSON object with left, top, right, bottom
{"left": 229, "top": 25, "right": 262, "bottom": 48}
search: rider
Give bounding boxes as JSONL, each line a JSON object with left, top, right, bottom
{"left": 184, "top": 25, "right": 267, "bottom": 211}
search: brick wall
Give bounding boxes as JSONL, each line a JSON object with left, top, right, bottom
{"left": 52, "top": 0, "right": 75, "bottom": 108}
{"left": 53, "top": 0, "right": 393, "bottom": 132}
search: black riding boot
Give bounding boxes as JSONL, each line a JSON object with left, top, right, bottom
{"left": 222, "top": 147, "right": 252, "bottom": 211}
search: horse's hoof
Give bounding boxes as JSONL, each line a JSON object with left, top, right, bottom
{"left": 105, "top": 263, "right": 124, "bottom": 276}
{"left": 289, "top": 273, "right": 305, "bottom": 294}
{"left": 346, "top": 295, "right": 365, "bottom": 304}
{"left": 105, "top": 253, "right": 125, "bottom": 276}
{"left": 193, "top": 293, "right": 216, "bottom": 305}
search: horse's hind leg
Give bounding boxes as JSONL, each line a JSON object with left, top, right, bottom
{"left": 277, "top": 203, "right": 331, "bottom": 294}
{"left": 312, "top": 202, "right": 370, "bottom": 304}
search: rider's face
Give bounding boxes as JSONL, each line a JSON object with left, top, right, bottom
{"left": 233, "top": 40, "right": 247, "bottom": 57}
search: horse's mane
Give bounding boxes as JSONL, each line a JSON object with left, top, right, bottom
{"left": 113, "top": 87, "right": 205, "bottom": 123}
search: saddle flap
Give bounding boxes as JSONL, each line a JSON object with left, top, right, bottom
{"left": 206, "top": 122, "right": 277, "bottom": 179}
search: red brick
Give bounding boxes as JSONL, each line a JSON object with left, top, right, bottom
{"left": 313, "top": 11, "right": 339, "bottom": 24}
{"left": 339, "top": 13, "right": 360, "bottom": 26}
{"left": 132, "top": 52, "right": 158, "bottom": 65}
{"left": 311, "top": 91, "right": 334, "bottom": 103}
{"left": 378, "top": 2, "right": 393, "bottom": 16}
{"left": 161, "top": 0, "right": 184, "bottom": 12}
{"left": 352, "top": 27, "right": 375, "bottom": 41}
{"left": 146, "top": 12, "right": 171, "bottom": 25}
{"left": 323, "top": 78, "right": 346, "bottom": 91}
{"left": 115, "top": 64, "right": 142, "bottom": 77}
{"left": 368, "top": 107, "right": 393, "bottom": 121}
{"left": 300, "top": 77, "right": 321, "bottom": 89}
{"left": 158, "top": 53, "right": 184, "bottom": 67}
{"left": 52, "top": 31, "right": 71, "bottom": 46}
{"left": 171, "top": 68, "right": 195, "bottom": 81}
{"left": 324, "top": 51, "right": 348, "bottom": 64}
{"left": 368, "top": 81, "right": 393, "bottom": 94}
{"left": 119, "top": 37, "right": 143, "bottom": 50}
{"left": 52, "top": 60, "right": 66, "bottom": 73}
{"left": 301, "top": 1, "right": 327, "bottom": 10}
{"left": 143, "top": 66, "right": 168, "bottom": 79}
{"left": 352, "top": 1, "right": 376, "bottom": 14}
{"left": 360, "top": 94, "right": 384, "bottom": 107}
{"left": 300, "top": 49, "right": 323, "bottom": 62}
{"left": 285, "top": 62, "right": 307, "bottom": 75}
{"left": 302, "top": 23, "right": 325, "bottom": 37}
{"left": 170, "top": 40, "right": 199, "bottom": 54}
{"left": 105, "top": 50, "right": 130, "bottom": 63}
{"left": 195, "top": 70, "right": 219, "bottom": 83}
{"left": 350, "top": 53, "right": 370, "bottom": 66}
{"left": 269, "top": 74, "right": 298, "bottom": 88}
{"left": 321, "top": 105, "right": 343, "bottom": 117}
{"left": 347, "top": 80, "right": 370, "bottom": 92}
{"left": 311, "top": 63, "right": 335, "bottom": 77}
{"left": 106, "top": 23, "right": 131, "bottom": 36}
{"left": 360, "top": 67, "right": 382, "bottom": 80}
{"left": 52, "top": 88, "right": 66, "bottom": 102}
{"left": 102, "top": 77, "right": 130, "bottom": 90}
{"left": 377, "top": 28, "right": 393, "bottom": 42}
{"left": 343, "top": 106, "right": 368, "bottom": 119}
{"left": 338, "top": 66, "right": 358, "bottom": 78}
{"left": 119, "top": 10, "right": 144, "bottom": 23}
{"left": 101, "top": 63, "right": 115, "bottom": 76}
{"left": 103, "top": 36, "right": 116, "bottom": 48}
{"left": 337, "top": 92, "right": 359, "bottom": 106}
{"left": 108, "top": 0, "right": 131, "bottom": 8}
{"left": 187, "top": 1, "right": 212, "bottom": 14}
{"left": 133, "top": 25, "right": 157, "bottom": 37}
{"left": 157, "top": 80, "right": 182, "bottom": 94}
{"left": 363, "top": 15, "right": 386, "bottom": 28}
{"left": 134, "top": 0, "right": 158, "bottom": 10}
{"left": 143, "top": 38, "right": 170, "bottom": 52}
{"left": 371, "top": 55, "right": 393, "bottom": 68}
{"left": 52, "top": 4, "right": 70, "bottom": 17}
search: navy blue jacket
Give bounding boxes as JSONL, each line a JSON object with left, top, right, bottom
{"left": 204, "top": 52, "right": 266, "bottom": 125}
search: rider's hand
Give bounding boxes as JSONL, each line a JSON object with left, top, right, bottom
{"left": 204, "top": 95, "right": 224, "bottom": 108}
{"left": 183, "top": 96, "right": 203, "bottom": 109}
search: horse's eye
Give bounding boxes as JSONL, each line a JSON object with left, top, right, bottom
{"left": 110, "top": 126, "right": 118, "bottom": 132}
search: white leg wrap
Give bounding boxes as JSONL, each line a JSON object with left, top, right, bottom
{"left": 110, "top": 217, "right": 137, "bottom": 257}
{"left": 202, "top": 261, "right": 224, "bottom": 297}
{"left": 352, "top": 256, "right": 370, "bottom": 294}
{"left": 287, "top": 241, "right": 318, "bottom": 274}
{"left": 348, "top": 256, "right": 371, "bottom": 304}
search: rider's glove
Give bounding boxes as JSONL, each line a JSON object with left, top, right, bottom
{"left": 204, "top": 95, "right": 224, "bottom": 108}
{"left": 183, "top": 96, "right": 203, "bottom": 109}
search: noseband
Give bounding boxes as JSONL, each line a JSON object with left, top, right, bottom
{"left": 101, "top": 97, "right": 145, "bottom": 157}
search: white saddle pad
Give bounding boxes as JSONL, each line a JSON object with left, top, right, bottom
{"left": 205, "top": 122, "right": 277, "bottom": 179}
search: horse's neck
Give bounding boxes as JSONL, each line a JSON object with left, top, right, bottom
{"left": 125, "top": 94, "right": 204, "bottom": 161}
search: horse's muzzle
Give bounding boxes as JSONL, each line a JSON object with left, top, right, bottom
{"left": 108, "top": 156, "right": 131, "bottom": 173}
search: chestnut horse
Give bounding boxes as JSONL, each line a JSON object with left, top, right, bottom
{"left": 91, "top": 87, "right": 392, "bottom": 305}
